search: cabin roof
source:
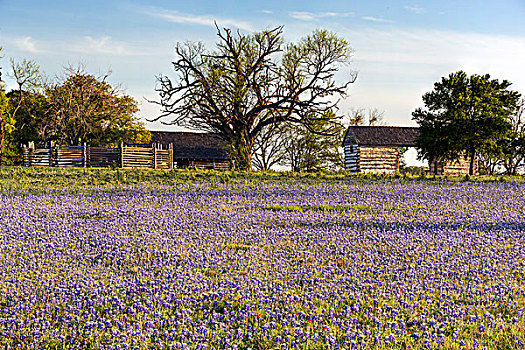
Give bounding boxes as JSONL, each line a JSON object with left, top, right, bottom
{"left": 342, "top": 126, "right": 419, "bottom": 147}
{"left": 150, "top": 131, "right": 228, "bottom": 161}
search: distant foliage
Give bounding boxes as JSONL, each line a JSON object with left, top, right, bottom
{"left": 498, "top": 98, "right": 525, "bottom": 175}
{"left": 1, "top": 62, "right": 150, "bottom": 164}
{"left": 348, "top": 107, "right": 385, "bottom": 126}
{"left": 2, "top": 58, "right": 45, "bottom": 164}
{"left": 45, "top": 66, "right": 150, "bottom": 147}
{"left": 279, "top": 110, "right": 345, "bottom": 172}
{"left": 413, "top": 71, "right": 521, "bottom": 175}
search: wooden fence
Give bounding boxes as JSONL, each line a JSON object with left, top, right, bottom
{"left": 22, "top": 143, "right": 174, "bottom": 170}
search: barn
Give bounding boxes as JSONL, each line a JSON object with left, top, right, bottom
{"left": 150, "top": 131, "right": 230, "bottom": 170}
{"left": 342, "top": 126, "right": 476, "bottom": 175}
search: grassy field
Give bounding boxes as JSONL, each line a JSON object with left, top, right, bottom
{"left": 1, "top": 166, "right": 524, "bottom": 191}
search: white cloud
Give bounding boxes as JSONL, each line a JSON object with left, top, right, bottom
{"left": 69, "top": 36, "right": 151, "bottom": 56}
{"left": 261, "top": 10, "right": 274, "bottom": 14}
{"left": 149, "top": 8, "right": 254, "bottom": 31}
{"left": 404, "top": 6, "right": 426, "bottom": 14}
{"left": 289, "top": 11, "right": 354, "bottom": 21}
{"left": 337, "top": 26, "right": 525, "bottom": 126}
{"left": 351, "top": 28, "right": 525, "bottom": 71}
{"left": 14, "top": 36, "right": 42, "bottom": 53}
{"left": 289, "top": 11, "right": 316, "bottom": 21}
{"left": 361, "top": 16, "right": 394, "bottom": 23}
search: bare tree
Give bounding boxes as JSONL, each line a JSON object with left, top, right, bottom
{"left": 8, "top": 58, "right": 42, "bottom": 109}
{"left": 252, "top": 123, "right": 287, "bottom": 171}
{"left": 348, "top": 108, "right": 385, "bottom": 126}
{"left": 152, "top": 25, "right": 356, "bottom": 170}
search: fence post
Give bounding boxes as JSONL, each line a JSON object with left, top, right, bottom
{"left": 152, "top": 143, "right": 157, "bottom": 169}
{"left": 82, "top": 142, "right": 87, "bottom": 168}
{"left": 87, "top": 143, "right": 91, "bottom": 168}
{"left": 26, "top": 141, "right": 34, "bottom": 167}
{"left": 49, "top": 145, "right": 54, "bottom": 167}
{"left": 22, "top": 146, "right": 27, "bottom": 166}
{"left": 168, "top": 143, "right": 174, "bottom": 169}
{"left": 120, "top": 141, "right": 124, "bottom": 168}
{"left": 56, "top": 145, "right": 61, "bottom": 167}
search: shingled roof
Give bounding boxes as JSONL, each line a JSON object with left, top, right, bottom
{"left": 342, "top": 126, "right": 419, "bottom": 147}
{"left": 150, "top": 131, "right": 228, "bottom": 161}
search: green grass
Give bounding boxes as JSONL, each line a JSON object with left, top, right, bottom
{"left": 0, "top": 166, "right": 524, "bottom": 191}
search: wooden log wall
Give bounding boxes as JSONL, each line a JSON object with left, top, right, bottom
{"left": 344, "top": 141, "right": 477, "bottom": 176}
{"left": 345, "top": 145, "right": 400, "bottom": 174}
{"left": 344, "top": 144, "right": 359, "bottom": 173}
{"left": 430, "top": 156, "right": 476, "bottom": 175}
{"left": 444, "top": 157, "right": 475, "bottom": 175}
{"left": 121, "top": 146, "right": 154, "bottom": 168}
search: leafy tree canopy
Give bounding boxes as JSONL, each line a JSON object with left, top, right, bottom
{"left": 499, "top": 98, "right": 525, "bottom": 175}
{"left": 45, "top": 67, "right": 150, "bottom": 147}
{"left": 280, "top": 110, "right": 345, "bottom": 172}
{"left": 0, "top": 46, "right": 15, "bottom": 165}
{"left": 412, "top": 71, "right": 521, "bottom": 175}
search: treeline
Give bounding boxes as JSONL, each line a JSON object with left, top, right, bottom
{"left": 2, "top": 29, "right": 525, "bottom": 175}
{"left": 0, "top": 53, "right": 150, "bottom": 165}
{"left": 252, "top": 108, "right": 384, "bottom": 172}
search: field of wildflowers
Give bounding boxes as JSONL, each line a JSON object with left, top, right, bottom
{"left": 1, "top": 176, "right": 525, "bottom": 349}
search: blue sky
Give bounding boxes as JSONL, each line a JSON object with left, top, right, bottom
{"left": 1, "top": 0, "right": 525, "bottom": 133}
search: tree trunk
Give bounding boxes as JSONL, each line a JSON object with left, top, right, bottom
{"left": 0, "top": 113, "right": 4, "bottom": 166}
{"left": 469, "top": 150, "right": 476, "bottom": 176}
{"left": 234, "top": 146, "right": 252, "bottom": 171}
{"left": 232, "top": 133, "right": 253, "bottom": 171}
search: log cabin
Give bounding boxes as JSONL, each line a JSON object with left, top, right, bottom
{"left": 342, "top": 126, "right": 475, "bottom": 175}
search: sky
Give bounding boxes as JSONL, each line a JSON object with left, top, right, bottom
{"left": 1, "top": 0, "right": 525, "bottom": 161}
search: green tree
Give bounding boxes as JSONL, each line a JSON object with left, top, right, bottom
{"left": 280, "top": 110, "right": 345, "bottom": 172}
{"left": 4, "top": 89, "right": 48, "bottom": 164}
{"left": 152, "top": 26, "right": 356, "bottom": 170}
{"left": 0, "top": 47, "right": 15, "bottom": 166}
{"left": 412, "top": 71, "right": 520, "bottom": 175}
{"left": 499, "top": 97, "right": 525, "bottom": 175}
{"left": 45, "top": 66, "right": 150, "bottom": 146}
{"left": 7, "top": 58, "right": 43, "bottom": 119}
{"left": 3, "top": 59, "right": 45, "bottom": 164}
{"left": 0, "top": 88, "right": 9, "bottom": 165}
